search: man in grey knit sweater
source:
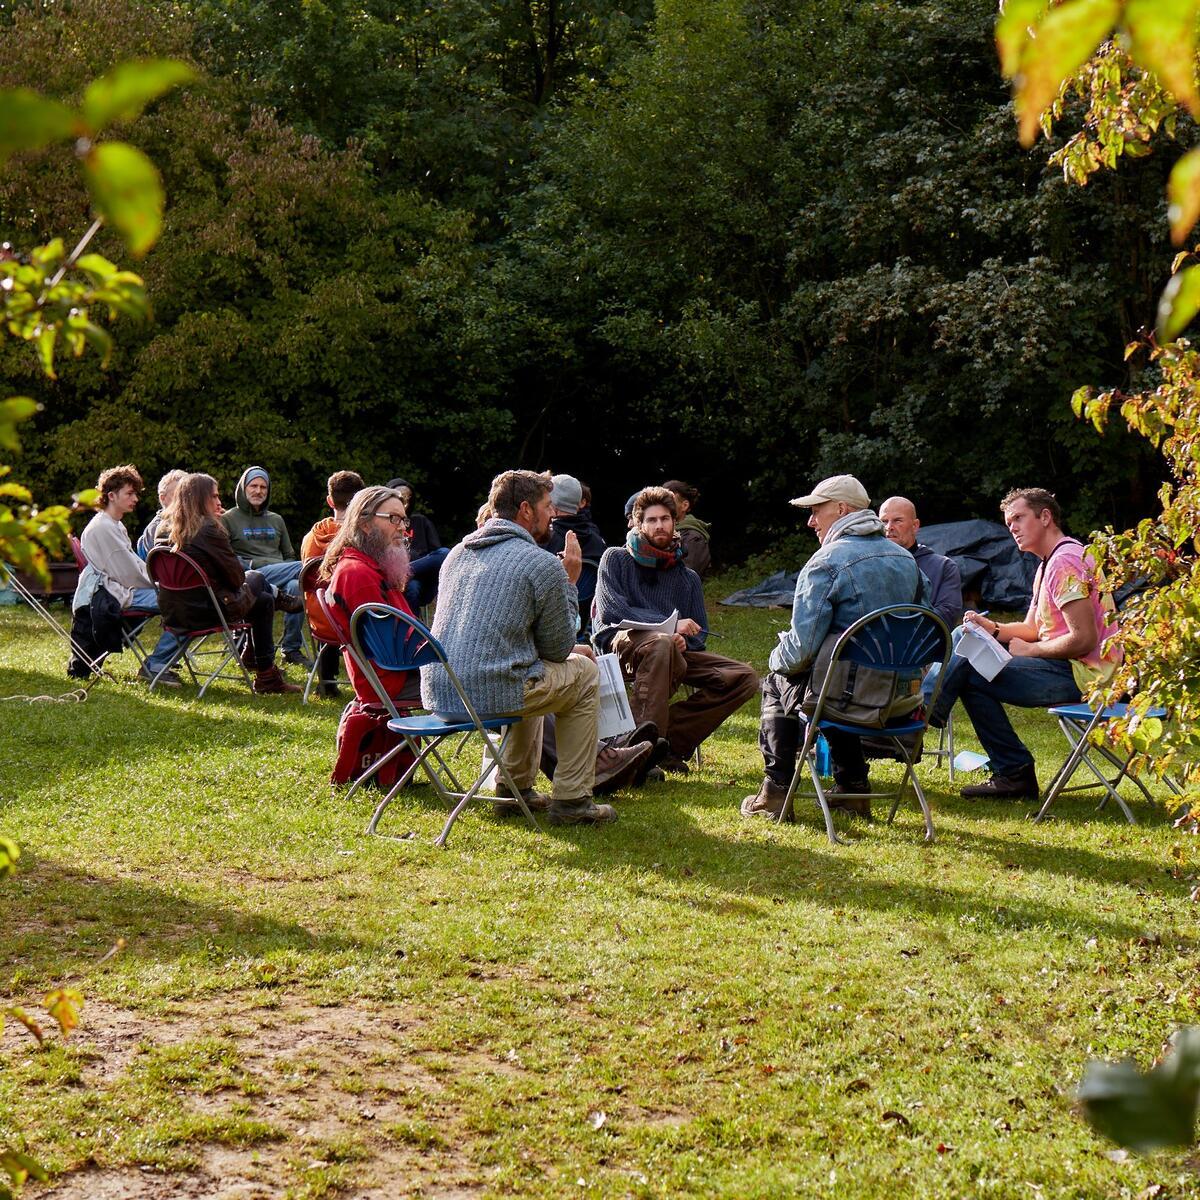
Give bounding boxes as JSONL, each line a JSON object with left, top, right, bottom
{"left": 422, "top": 470, "right": 617, "bottom": 826}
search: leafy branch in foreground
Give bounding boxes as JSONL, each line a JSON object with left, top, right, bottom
{"left": 1079, "top": 1026, "right": 1200, "bottom": 1153}
{"left": 0, "top": 59, "right": 188, "bottom": 586}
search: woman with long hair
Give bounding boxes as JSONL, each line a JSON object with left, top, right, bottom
{"left": 155, "top": 473, "right": 301, "bottom": 694}
{"left": 319, "top": 485, "right": 419, "bottom": 705}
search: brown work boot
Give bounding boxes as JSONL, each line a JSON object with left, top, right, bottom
{"left": 826, "top": 780, "right": 871, "bottom": 819}
{"left": 275, "top": 590, "right": 305, "bottom": 614}
{"left": 492, "top": 783, "right": 552, "bottom": 816}
{"left": 253, "top": 665, "right": 302, "bottom": 694}
{"left": 740, "top": 778, "right": 791, "bottom": 820}
{"left": 594, "top": 741, "right": 655, "bottom": 793}
{"left": 546, "top": 796, "right": 618, "bottom": 826}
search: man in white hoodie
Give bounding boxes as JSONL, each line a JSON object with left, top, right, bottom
{"left": 71, "top": 464, "right": 181, "bottom": 686}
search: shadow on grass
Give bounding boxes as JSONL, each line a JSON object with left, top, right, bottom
{"left": 0, "top": 854, "right": 358, "bottom": 979}
{"left": 0, "top": 665, "right": 339, "bottom": 797}
{"left": 526, "top": 793, "right": 1167, "bottom": 943}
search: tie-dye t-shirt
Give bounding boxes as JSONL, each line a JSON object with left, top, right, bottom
{"left": 1026, "top": 538, "right": 1121, "bottom": 690}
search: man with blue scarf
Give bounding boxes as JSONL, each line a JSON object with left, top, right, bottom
{"left": 594, "top": 487, "right": 758, "bottom": 774}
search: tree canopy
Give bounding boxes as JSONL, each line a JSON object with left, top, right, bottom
{"left": 0, "top": 0, "right": 1180, "bottom": 547}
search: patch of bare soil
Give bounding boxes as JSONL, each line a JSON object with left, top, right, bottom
{"left": 24, "top": 994, "right": 494, "bottom": 1199}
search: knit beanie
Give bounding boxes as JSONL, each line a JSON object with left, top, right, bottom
{"left": 551, "top": 474, "right": 583, "bottom": 515}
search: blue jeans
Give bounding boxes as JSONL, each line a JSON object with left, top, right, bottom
{"left": 404, "top": 546, "right": 450, "bottom": 611}
{"left": 927, "top": 637, "right": 1080, "bottom": 775}
{"left": 242, "top": 560, "right": 303, "bottom": 652}
{"left": 129, "top": 586, "right": 182, "bottom": 673}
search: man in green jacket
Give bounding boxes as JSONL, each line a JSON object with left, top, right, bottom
{"left": 221, "top": 466, "right": 309, "bottom": 666}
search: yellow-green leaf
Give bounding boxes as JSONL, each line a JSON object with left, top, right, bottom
{"left": 0, "top": 1148, "right": 48, "bottom": 1187}
{"left": 82, "top": 141, "right": 164, "bottom": 258}
{"left": 997, "top": 0, "right": 1049, "bottom": 78}
{"left": 0, "top": 88, "right": 76, "bottom": 165}
{"left": 1125, "top": 0, "right": 1200, "bottom": 118}
{"left": 1156, "top": 264, "right": 1200, "bottom": 340}
{"left": 44, "top": 987, "right": 83, "bottom": 1039}
{"left": 1015, "top": 0, "right": 1120, "bottom": 147}
{"left": 82, "top": 59, "right": 196, "bottom": 132}
{"left": 1169, "top": 148, "right": 1200, "bottom": 246}
{"left": 0, "top": 834, "right": 19, "bottom": 878}
{"left": 35, "top": 325, "right": 57, "bottom": 379}
{"left": 4, "top": 1006, "right": 44, "bottom": 1044}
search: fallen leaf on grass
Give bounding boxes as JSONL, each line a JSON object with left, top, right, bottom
{"left": 881, "top": 1110, "right": 910, "bottom": 1127}
{"left": 588, "top": 1111, "right": 606, "bottom": 1131}
{"left": 936, "top": 1142, "right": 955, "bottom": 1154}
{"left": 844, "top": 1079, "right": 870, "bottom": 1094}
{"left": 899, "top": 948, "right": 920, "bottom": 959}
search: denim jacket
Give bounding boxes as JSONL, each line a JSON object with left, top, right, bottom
{"left": 769, "top": 509, "right": 929, "bottom": 676}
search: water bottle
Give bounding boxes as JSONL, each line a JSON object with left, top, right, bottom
{"left": 814, "top": 733, "right": 832, "bottom": 778}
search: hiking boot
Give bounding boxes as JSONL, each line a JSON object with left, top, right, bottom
{"left": 594, "top": 741, "right": 655, "bottom": 794}
{"left": 826, "top": 780, "right": 871, "bottom": 819}
{"left": 610, "top": 720, "right": 659, "bottom": 750}
{"left": 659, "top": 753, "right": 692, "bottom": 776}
{"left": 253, "top": 665, "right": 303, "bottom": 695}
{"left": 636, "top": 738, "right": 673, "bottom": 785}
{"left": 275, "top": 591, "right": 305, "bottom": 615}
{"left": 546, "top": 796, "right": 618, "bottom": 826}
{"left": 282, "top": 648, "right": 314, "bottom": 668}
{"left": 492, "top": 783, "right": 552, "bottom": 816}
{"left": 960, "top": 764, "right": 1039, "bottom": 801}
{"left": 138, "top": 664, "right": 182, "bottom": 688}
{"left": 740, "top": 778, "right": 790, "bottom": 820}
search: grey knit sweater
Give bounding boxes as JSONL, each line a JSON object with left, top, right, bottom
{"left": 421, "top": 519, "right": 579, "bottom": 716}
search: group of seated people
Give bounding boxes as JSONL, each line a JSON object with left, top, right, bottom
{"left": 66, "top": 460, "right": 1116, "bottom": 829}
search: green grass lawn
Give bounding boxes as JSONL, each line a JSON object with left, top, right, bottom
{"left": 1, "top": 593, "right": 1197, "bottom": 1198}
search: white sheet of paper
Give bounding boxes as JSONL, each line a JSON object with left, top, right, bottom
{"left": 616, "top": 608, "right": 679, "bottom": 634}
{"left": 595, "top": 652, "right": 636, "bottom": 740}
{"left": 953, "top": 622, "right": 1012, "bottom": 682}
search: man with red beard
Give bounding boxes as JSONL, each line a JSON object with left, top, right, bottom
{"left": 593, "top": 486, "right": 758, "bottom": 773}
{"left": 319, "top": 485, "right": 420, "bottom": 706}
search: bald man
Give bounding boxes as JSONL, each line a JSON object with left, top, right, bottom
{"left": 879, "top": 497, "right": 963, "bottom": 630}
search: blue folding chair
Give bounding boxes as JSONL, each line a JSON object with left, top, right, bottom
{"left": 346, "top": 603, "right": 536, "bottom": 848}
{"left": 777, "top": 605, "right": 952, "bottom": 845}
{"left": 1033, "top": 702, "right": 1179, "bottom": 824}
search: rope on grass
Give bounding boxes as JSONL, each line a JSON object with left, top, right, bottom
{"left": 0, "top": 687, "right": 91, "bottom": 704}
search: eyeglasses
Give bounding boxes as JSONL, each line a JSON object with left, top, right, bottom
{"left": 373, "top": 511, "right": 410, "bottom": 529}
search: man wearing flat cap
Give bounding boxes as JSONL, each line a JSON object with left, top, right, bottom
{"left": 741, "top": 474, "right": 929, "bottom": 820}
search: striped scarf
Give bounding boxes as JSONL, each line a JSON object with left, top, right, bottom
{"left": 626, "top": 529, "right": 684, "bottom": 569}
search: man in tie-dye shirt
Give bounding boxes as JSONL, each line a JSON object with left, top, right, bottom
{"left": 927, "top": 487, "right": 1120, "bottom": 801}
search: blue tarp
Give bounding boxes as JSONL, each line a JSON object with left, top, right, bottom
{"left": 720, "top": 520, "right": 1039, "bottom": 612}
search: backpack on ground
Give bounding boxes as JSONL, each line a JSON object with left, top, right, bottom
{"left": 331, "top": 699, "right": 416, "bottom": 790}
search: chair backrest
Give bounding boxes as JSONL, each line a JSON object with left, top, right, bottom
{"left": 809, "top": 604, "right": 952, "bottom": 727}
{"left": 69, "top": 535, "right": 88, "bottom": 570}
{"left": 315, "top": 586, "right": 345, "bottom": 646}
{"left": 146, "top": 546, "right": 211, "bottom": 592}
{"left": 347, "top": 602, "right": 492, "bottom": 725}
{"left": 299, "top": 556, "right": 323, "bottom": 595}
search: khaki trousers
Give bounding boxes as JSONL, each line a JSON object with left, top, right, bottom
{"left": 502, "top": 654, "right": 599, "bottom": 800}
{"left": 612, "top": 630, "right": 759, "bottom": 757}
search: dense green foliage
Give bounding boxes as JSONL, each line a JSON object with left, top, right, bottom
{"left": 0, "top": 0, "right": 1178, "bottom": 546}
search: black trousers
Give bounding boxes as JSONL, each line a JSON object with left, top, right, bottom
{"left": 758, "top": 670, "right": 868, "bottom": 788}
{"left": 241, "top": 570, "right": 277, "bottom": 669}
